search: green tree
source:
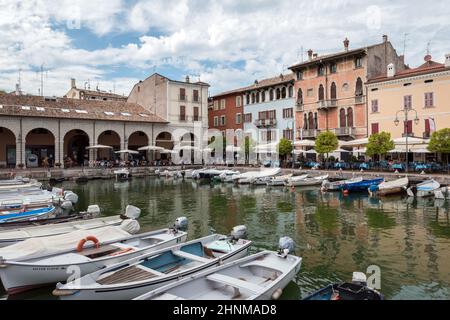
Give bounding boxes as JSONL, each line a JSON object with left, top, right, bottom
{"left": 428, "top": 128, "right": 450, "bottom": 172}
{"left": 315, "top": 131, "right": 339, "bottom": 158}
{"left": 278, "top": 138, "right": 293, "bottom": 164}
{"left": 366, "top": 132, "right": 395, "bottom": 161}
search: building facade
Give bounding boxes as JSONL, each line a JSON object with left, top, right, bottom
{"left": 208, "top": 90, "right": 244, "bottom": 134}
{"left": 289, "top": 35, "right": 406, "bottom": 142}
{"left": 242, "top": 74, "right": 296, "bottom": 144}
{"left": 367, "top": 53, "right": 450, "bottom": 141}
{"left": 65, "top": 79, "right": 127, "bottom": 102}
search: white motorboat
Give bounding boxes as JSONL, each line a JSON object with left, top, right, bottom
{"left": 407, "top": 180, "right": 440, "bottom": 198}
{"left": 321, "top": 177, "right": 363, "bottom": 192}
{"left": 286, "top": 175, "right": 329, "bottom": 187}
{"left": 238, "top": 168, "right": 281, "bottom": 185}
{"left": 0, "top": 218, "right": 188, "bottom": 294}
{"left": 53, "top": 229, "right": 252, "bottom": 300}
{"left": 113, "top": 168, "right": 130, "bottom": 181}
{"left": 369, "top": 177, "right": 409, "bottom": 196}
{"left": 0, "top": 179, "right": 43, "bottom": 194}
{"left": 283, "top": 174, "right": 309, "bottom": 187}
{"left": 266, "top": 174, "right": 293, "bottom": 187}
{"left": 0, "top": 205, "right": 140, "bottom": 247}
{"left": 217, "top": 170, "right": 240, "bottom": 182}
{"left": 134, "top": 250, "right": 302, "bottom": 301}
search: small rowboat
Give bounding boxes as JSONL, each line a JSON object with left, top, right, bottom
{"left": 0, "top": 219, "right": 187, "bottom": 294}
{"left": 342, "top": 178, "right": 384, "bottom": 193}
{"left": 407, "top": 179, "right": 440, "bottom": 198}
{"left": 286, "top": 175, "right": 328, "bottom": 187}
{"left": 321, "top": 177, "right": 363, "bottom": 192}
{"left": 369, "top": 177, "right": 409, "bottom": 196}
{"left": 303, "top": 272, "right": 383, "bottom": 300}
{"left": 0, "top": 206, "right": 56, "bottom": 224}
{"left": 53, "top": 231, "right": 252, "bottom": 300}
{"left": 134, "top": 250, "right": 302, "bottom": 301}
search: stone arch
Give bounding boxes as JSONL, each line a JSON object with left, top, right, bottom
{"left": 25, "top": 128, "right": 55, "bottom": 167}
{"left": 64, "top": 129, "right": 90, "bottom": 166}
{"left": 128, "top": 131, "right": 149, "bottom": 150}
{"left": 0, "top": 127, "right": 16, "bottom": 168}
{"left": 97, "top": 130, "right": 121, "bottom": 160}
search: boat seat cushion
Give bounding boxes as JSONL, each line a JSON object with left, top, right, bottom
{"left": 206, "top": 273, "right": 263, "bottom": 293}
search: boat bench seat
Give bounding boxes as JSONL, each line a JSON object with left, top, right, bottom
{"left": 172, "top": 250, "right": 211, "bottom": 263}
{"left": 206, "top": 273, "right": 263, "bottom": 294}
{"left": 241, "top": 260, "right": 283, "bottom": 273}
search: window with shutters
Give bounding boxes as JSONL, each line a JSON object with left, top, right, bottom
{"left": 283, "top": 108, "right": 293, "bottom": 119}
{"left": 424, "top": 92, "right": 434, "bottom": 108}
{"left": 404, "top": 95, "right": 412, "bottom": 110}
{"left": 236, "top": 113, "right": 242, "bottom": 124}
{"left": 371, "top": 123, "right": 379, "bottom": 134}
{"left": 283, "top": 129, "right": 294, "bottom": 140}
{"left": 288, "top": 86, "right": 294, "bottom": 98}
{"left": 318, "top": 65, "right": 325, "bottom": 76}
{"left": 213, "top": 100, "right": 219, "bottom": 110}
{"left": 236, "top": 96, "right": 242, "bottom": 107}
{"left": 244, "top": 113, "right": 252, "bottom": 123}
{"left": 179, "top": 88, "right": 186, "bottom": 101}
{"left": 371, "top": 100, "right": 379, "bottom": 113}
{"left": 347, "top": 108, "right": 353, "bottom": 128}
{"left": 330, "top": 82, "right": 337, "bottom": 100}
{"left": 318, "top": 84, "right": 325, "bottom": 101}
{"left": 220, "top": 116, "right": 226, "bottom": 126}
{"left": 220, "top": 99, "right": 226, "bottom": 110}
{"left": 404, "top": 120, "right": 413, "bottom": 135}
{"left": 424, "top": 119, "right": 431, "bottom": 135}
{"left": 339, "top": 108, "right": 346, "bottom": 128}
{"left": 193, "top": 90, "right": 199, "bottom": 102}
{"left": 193, "top": 107, "right": 199, "bottom": 121}
{"left": 213, "top": 116, "right": 219, "bottom": 127}
{"left": 179, "top": 106, "right": 186, "bottom": 121}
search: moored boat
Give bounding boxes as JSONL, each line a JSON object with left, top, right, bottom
{"left": 368, "top": 177, "right": 409, "bottom": 196}
{"left": 342, "top": 178, "right": 384, "bottom": 193}
{"left": 0, "top": 206, "right": 56, "bottom": 224}
{"left": 321, "top": 177, "right": 363, "bottom": 192}
{"left": 286, "top": 175, "right": 327, "bottom": 187}
{"left": 134, "top": 250, "right": 302, "bottom": 301}
{"left": 407, "top": 179, "right": 440, "bottom": 198}
{"left": 53, "top": 227, "right": 252, "bottom": 300}
{"left": 266, "top": 174, "right": 293, "bottom": 187}
{"left": 114, "top": 168, "right": 130, "bottom": 181}
{"left": 0, "top": 217, "right": 188, "bottom": 294}
{"left": 435, "top": 186, "right": 450, "bottom": 200}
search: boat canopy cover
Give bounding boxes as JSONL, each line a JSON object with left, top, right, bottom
{"left": 125, "top": 205, "right": 141, "bottom": 220}
{"left": 0, "top": 226, "right": 133, "bottom": 261}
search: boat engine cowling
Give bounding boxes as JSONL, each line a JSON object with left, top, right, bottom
{"left": 64, "top": 191, "right": 79, "bottom": 205}
{"left": 86, "top": 205, "right": 101, "bottom": 217}
{"left": 125, "top": 205, "right": 141, "bottom": 220}
{"left": 60, "top": 200, "right": 73, "bottom": 211}
{"left": 231, "top": 225, "right": 248, "bottom": 240}
{"left": 174, "top": 217, "right": 188, "bottom": 230}
{"left": 120, "top": 219, "right": 140, "bottom": 234}
{"left": 279, "top": 236, "right": 295, "bottom": 256}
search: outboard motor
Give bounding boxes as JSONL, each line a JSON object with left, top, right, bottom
{"left": 60, "top": 200, "right": 73, "bottom": 211}
{"left": 64, "top": 191, "right": 79, "bottom": 205}
{"left": 174, "top": 217, "right": 188, "bottom": 231}
{"left": 278, "top": 236, "right": 295, "bottom": 258}
{"left": 86, "top": 205, "right": 101, "bottom": 217}
{"left": 230, "top": 225, "right": 248, "bottom": 241}
{"left": 120, "top": 219, "right": 141, "bottom": 234}
{"left": 352, "top": 272, "right": 368, "bottom": 287}
{"left": 124, "top": 205, "right": 141, "bottom": 220}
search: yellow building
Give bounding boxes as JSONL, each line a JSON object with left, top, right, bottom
{"left": 367, "top": 53, "right": 450, "bottom": 160}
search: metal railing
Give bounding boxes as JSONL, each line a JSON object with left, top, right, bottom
{"left": 333, "top": 127, "right": 355, "bottom": 137}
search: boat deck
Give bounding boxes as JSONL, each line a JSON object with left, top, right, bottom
{"left": 97, "top": 265, "right": 160, "bottom": 285}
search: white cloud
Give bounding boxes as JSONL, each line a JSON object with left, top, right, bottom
{"left": 0, "top": 0, "right": 449, "bottom": 96}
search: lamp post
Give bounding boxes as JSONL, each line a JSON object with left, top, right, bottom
{"left": 394, "top": 108, "right": 420, "bottom": 173}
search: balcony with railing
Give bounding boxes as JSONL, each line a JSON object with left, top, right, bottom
{"left": 333, "top": 127, "right": 355, "bottom": 137}
{"left": 296, "top": 99, "right": 304, "bottom": 112}
{"left": 302, "top": 129, "right": 320, "bottom": 138}
{"left": 317, "top": 99, "right": 338, "bottom": 109}
{"left": 254, "top": 118, "right": 278, "bottom": 128}
{"left": 355, "top": 96, "right": 364, "bottom": 104}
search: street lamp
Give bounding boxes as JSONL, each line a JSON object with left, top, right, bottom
{"left": 394, "top": 108, "right": 420, "bottom": 173}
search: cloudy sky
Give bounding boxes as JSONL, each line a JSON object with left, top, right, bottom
{"left": 0, "top": 0, "right": 449, "bottom": 97}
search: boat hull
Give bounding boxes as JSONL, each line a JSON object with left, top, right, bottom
{"left": 0, "top": 233, "right": 187, "bottom": 294}
{"left": 343, "top": 179, "right": 384, "bottom": 193}
{"left": 58, "top": 245, "right": 250, "bottom": 300}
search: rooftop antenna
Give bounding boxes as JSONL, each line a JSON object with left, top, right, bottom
{"left": 426, "top": 41, "right": 431, "bottom": 56}
{"left": 402, "top": 33, "right": 409, "bottom": 57}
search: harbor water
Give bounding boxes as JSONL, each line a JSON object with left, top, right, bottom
{"left": 2, "top": 176, "right": 450, "bottom": 300}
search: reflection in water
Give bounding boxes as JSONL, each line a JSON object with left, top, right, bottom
{"left": 2, "top": 177, "right": 450, "bottom": 300}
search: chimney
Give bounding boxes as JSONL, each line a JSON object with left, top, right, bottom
{"left": 387, "top": 63, "right": 395, "bottom": 77}
{"left": 383, "top": 35, "right": 388, "bottom": 43}
{"left": 185, "top": 76, "right": 190, "bottom": 83}
{"left": 308, "top": 49, "right": 313, "bottom": 61}
{"left": 445, "top": 54, "right": 450, "bottom": 67}
{"left": 313, "top": 53, "right": 318, "bottom": 59}
{"left": 344, "top": 38, "right": 350, "bottom": 51}
{"left": 71, "top": 78, "right": 76, "bottom": 89}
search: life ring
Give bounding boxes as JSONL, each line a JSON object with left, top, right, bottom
{"left": 76, "top": 236, "right": 100, "bottom": 252}
{"left": 108, "top": 248, "right": 135, "bottom": 257}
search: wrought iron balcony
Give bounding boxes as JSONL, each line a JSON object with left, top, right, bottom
{"left": 254, "top": 119, "right": 277, "bottom": 128}
{"left": 302, "top": 129, "right": 320, "bottom": 138}
{"left": 333, "top": 127, "right": 355, "bottom": 137}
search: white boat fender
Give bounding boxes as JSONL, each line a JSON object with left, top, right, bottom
{"left": 352, "top": 272, "right": 368, "bottom": 286}
{"left": 271, "top": 288, "right": 283, "bottom": 300}
{"left": 120, "top": 219, "right": 140, "bottom": 234}
{"left": 87, "top": 205, "right": 101, "bottom": 217}
{"left": 64, "top": 192, "right": 79, "bottom": 205}
{"left": 125, "top": 205, "right": 141, "bottom": 220}
{"left": 278, "top": 236, "right": 295, "bottom": 258}
{"left": 174, "top": 217, "right": 188, "bottom": 230}
{"left": 230, "top": 225, "right": 247, "bottom": 240}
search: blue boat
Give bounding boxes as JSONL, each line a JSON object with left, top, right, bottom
{"left": 342, "top": 178, "right": 384, "bottom": 193}
{"left": 0, "top": 206, "right": 55, "bottom": 224}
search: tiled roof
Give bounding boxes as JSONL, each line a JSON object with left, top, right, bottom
{"left": 0, "top": 94, "right": 167, "bottom": 123}
{"left": 289, "top": 47, "right": 367, "bottom": 70}
{"left": 212, "top": 73, "right": 295, "bottom": 98}
{"left": 367, "top": 58, "right": 449, "bottom": 83}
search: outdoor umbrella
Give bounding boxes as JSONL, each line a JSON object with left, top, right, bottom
{"left": 138, "top": 146, "right": 164, "bottom": 151}
{"left": 305, "top": 149, "right": 318, "bottom": 154}
{"left": 86, "top": 145, "right": 113, "bottom": 150}
{"left": 294, "top": 140, "right": 315, "bottom": 147}
{"left": 411, "top": 148, "right": 431, "bottom": 153}
{"left": 393, "top": 137, "right": 427, "bottom": 145}
{"left": 334, "top": 148, "right": 350, "bottom": 153}
{"left": 115, "top": 149, "right": 140, "bottom": 155}
{"left": 352, "top": 148, "right": 367, "bottom": 154}
{"left": 340, "top": 138, "right": 369, "bottom": 147}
